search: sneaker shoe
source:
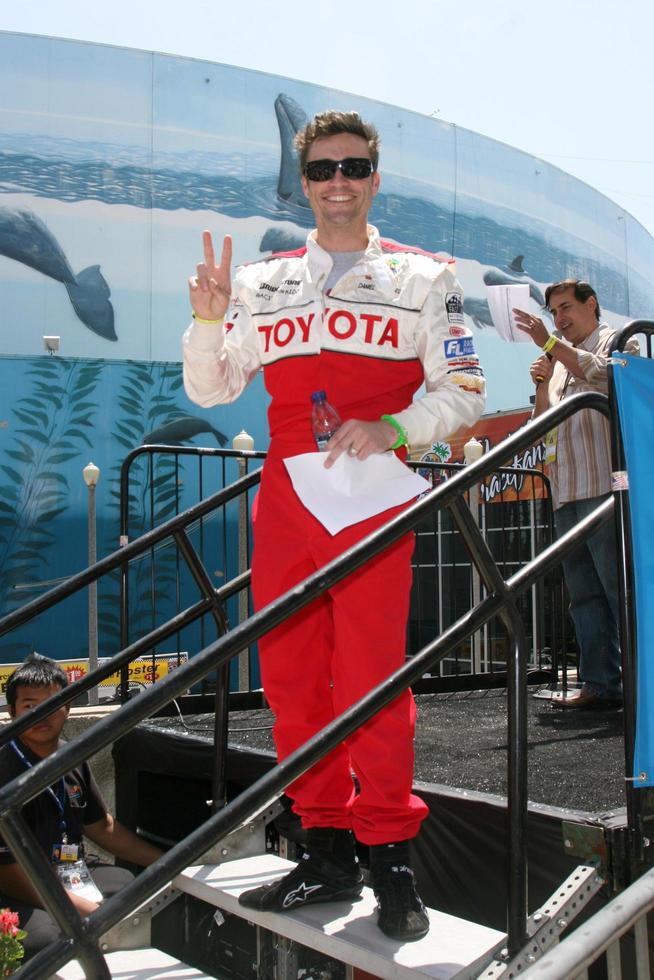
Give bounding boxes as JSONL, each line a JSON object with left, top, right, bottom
{"left": 370, "top": 843, "right": 430, "bottom": 942}
{"left": 553, "top": 687, "right": 622, "bottom": 710}
{"left": 238, "top": 831, "right": 363, "bottom": 912}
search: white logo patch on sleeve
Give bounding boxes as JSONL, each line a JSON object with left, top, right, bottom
{"left": 445, "top": 291, "right": 465, "bottom": 325}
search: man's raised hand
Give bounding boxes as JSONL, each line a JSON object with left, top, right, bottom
{"left": 188, "top": 231, "right": 233, "bottom": 321}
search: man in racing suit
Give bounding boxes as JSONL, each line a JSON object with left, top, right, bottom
{"left": 183, "top": 110, "right": 485, "bottom": 942}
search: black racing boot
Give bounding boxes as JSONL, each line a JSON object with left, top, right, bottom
{"left": 238, "top": 827, "right": 363, "bottom": 912}
{"left": 369, "top": 840, "right": 430, "bottom": 942}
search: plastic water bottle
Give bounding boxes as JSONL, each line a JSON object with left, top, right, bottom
{"left": 311, "top": 390, "right": 341, "bottom": 451}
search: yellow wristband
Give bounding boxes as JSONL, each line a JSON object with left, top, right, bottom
{"left": 542, "top": 335, "right": 557, "bottom": 354}
{"left": 192, "top": 312, "right": 224, "bottom": 326}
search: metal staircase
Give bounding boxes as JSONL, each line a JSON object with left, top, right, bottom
{"left": 0, "top": 321, "right": 652, "bottom": 978}
{"left": 47, "top": 850, "right": 606, "bottom": 979}
{"left": 175, "top": 853, "right": 506, "bottom": 980}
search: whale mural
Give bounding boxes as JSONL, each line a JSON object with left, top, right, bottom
{"left": 0, "top": 53, "right": 650, "bottom": 366}
{"left": 0, "top": 206, "right": 116, "bottom": 341}
{"left": 463, "top": 257, "right": 549, "bottom": 330}
{"left": 263, "top": 94, "right": 555, "bottom": 336}
{"left": 483, "top": 256, "right": 546, "bottom": 306}
{"left": 0, "top": 30, "right": 652, "bottom": 663}
{"left": 143, "top": 416, "right": 227, "bottom": 446}
{"left": 274, "top": 94, "right": 311, "bottom": 210}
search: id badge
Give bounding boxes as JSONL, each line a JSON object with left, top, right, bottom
{"left": 52, "top": 842, "right": 79, "bottom": 863}
{"left": 55, "top": 858, "right": 103, "bottom": 903}
{"left": 544, "top": 428, "right": 558, "bottom": 464}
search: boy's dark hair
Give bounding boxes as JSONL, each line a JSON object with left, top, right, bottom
{"left": 6, "top": 653, "right": 68, "bottom": 710}
{"left": 545, "top": 279, "right": 601, "bottom": 322}
{"left": 295, "top": 110, "right": 380, "bottom": 172}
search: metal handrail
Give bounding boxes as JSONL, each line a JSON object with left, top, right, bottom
{"left": 118, "top": 443, "right": 267, "bottom": 545}
{"left": 0, "top": 468, "right": 261, "bottom": 742}
{"left": 120, "top": 444, "right": 557, "bottom": 693}
{"left": 611, "top": 318, "right": 654, "bottom": 358}
{"left": 117, "top": 443, "right": 267, "bottom": 687}
{"left": 408, "top": 459, "right": 557, "bottom": 689}
{"left": 0, "top": 390, "right": 612, "bottom": 978}
{"left": 6, "top": 500, "right": 614, "bottom": 979}
{"left": 0, "top": 467, "right": 262, "bottom": 639}
{"left": 116, "top": 445, "right": 266, "bottom": 809}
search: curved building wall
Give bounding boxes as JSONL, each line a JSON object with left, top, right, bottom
{"left": 0, "top": 30, "right": 652, "bottom": 661}
{"left": 2, "top": 32, "right": 653, "bottom": 373}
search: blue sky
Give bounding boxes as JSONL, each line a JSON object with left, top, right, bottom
{"left": 2, "top": 0, "right": 653, "bottom": 239}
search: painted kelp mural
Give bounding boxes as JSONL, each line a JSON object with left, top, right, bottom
{"left": 1, "top": 30, "right": 653, "bottom": 661}
{"left": 0, "top": 355, "right": 258, "bottom": 662}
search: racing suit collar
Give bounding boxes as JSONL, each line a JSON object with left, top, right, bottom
{"left": 306, "top": 225, "right": 393, "bottom": 297}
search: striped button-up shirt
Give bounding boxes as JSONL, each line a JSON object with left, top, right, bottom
{"left": 547, "top": 323, "right": 640, "bottom": 509}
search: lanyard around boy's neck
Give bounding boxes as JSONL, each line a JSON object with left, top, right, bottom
{"left": 10, "top": 739, "right": 68, "bottom": 843}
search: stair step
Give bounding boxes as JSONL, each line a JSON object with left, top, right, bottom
{"left": 174, "top": 855, "right": 506, "bottom": 980}
{"left": 54, "top": 947, "right": 211, "bottom": 978}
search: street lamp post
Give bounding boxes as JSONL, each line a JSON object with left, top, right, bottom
{"left": 232, "top": 431, "right": 254, "bottom": 692}
{"left": 463, "top": 436, "right": 484, "bottom": 467}
{"left": 83, "top": 462, "right": 100, "bottom": 706}
{"left": 463, "top": 437, "right": 485, "bottom": 674}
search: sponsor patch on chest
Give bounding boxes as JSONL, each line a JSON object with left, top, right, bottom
{"left": 255, "top": 305, "right": 413, "bottom": 359}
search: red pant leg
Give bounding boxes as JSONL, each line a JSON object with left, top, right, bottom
{"left": 251, "top": 458, "right": 428, "bottom": 841}
{"left": 320, "top": 530, "right": 429, "bottom": 844}
{"left": 251, "top": 462, "right": 356, "bottom": 825}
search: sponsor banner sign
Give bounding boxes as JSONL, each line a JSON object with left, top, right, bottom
{"left": 0, "top": 653, "right": 187, "bottom": 704}
{"left": 413, "top": 408, "right": 548, "bottom": 503}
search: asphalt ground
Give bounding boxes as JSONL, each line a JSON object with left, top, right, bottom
{"left": 225, "top": 685, "right": 627, "bottom": 814}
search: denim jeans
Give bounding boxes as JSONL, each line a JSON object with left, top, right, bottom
{"left": 554, "top": 495, "right": 622, "bottom": 698}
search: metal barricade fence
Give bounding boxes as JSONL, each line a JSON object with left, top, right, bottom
{"left": 118, "top": 446, "right": 567, "bottom": 699}
{"left": 117, "top": 445, "right": 266, "bottom": 699}
{"left": 407, "top": 460, "right": 565, "bottom": 690}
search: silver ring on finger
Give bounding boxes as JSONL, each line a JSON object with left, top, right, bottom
{"left": 348, "top": 446, "right": 359, "bottom": 456}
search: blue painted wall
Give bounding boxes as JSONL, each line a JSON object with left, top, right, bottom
{"left": 1, "top": 30, "right": 652, "bottom": 662}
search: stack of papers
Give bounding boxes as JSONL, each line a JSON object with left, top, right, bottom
{"left": 485, "top": 284, "right": 532, "bottom": 343}
{"left": 284, "top": 451, "right": 431, "bottom": 535}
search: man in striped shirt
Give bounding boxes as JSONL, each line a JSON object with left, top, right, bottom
{"left": 514, "top": 280, "right": 639, "bottom": 709}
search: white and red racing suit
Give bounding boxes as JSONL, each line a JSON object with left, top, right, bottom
{"left": 183, "top": 225, "right": 485, "bottom": 844}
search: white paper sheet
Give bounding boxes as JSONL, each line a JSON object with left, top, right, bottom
{"left": 485, "top": 284, "right": 532, "bottom": 343}
{"left": 284, "top": 451, "right": 432, "bottom": 535}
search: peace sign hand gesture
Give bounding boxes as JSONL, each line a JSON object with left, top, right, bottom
{"left": 188, "top": 231, "right": 233, "bottom": 321}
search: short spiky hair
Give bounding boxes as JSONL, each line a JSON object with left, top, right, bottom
{"left": 545, "top": 279, "right": 601, "bottom": 322}
{"left": 295, "top": 110, "right": 380, "bottom": 172}
{"left": 5, "top": 653, "right": 68, "bottom": 709}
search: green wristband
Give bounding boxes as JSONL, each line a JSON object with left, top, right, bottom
{"left": 542, "top": 334, "right": 557, "bottom": 354}
{"left": 380, "top": 414, "right": 408, "bottom": 450}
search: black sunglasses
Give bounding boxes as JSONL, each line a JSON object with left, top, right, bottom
{"left": 303, "top": 158, "right": 375, "bottom": 182}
